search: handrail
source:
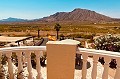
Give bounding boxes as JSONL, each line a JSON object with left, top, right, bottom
{"left": 0, "top": 46, "right": 119, "bottom": 79}
{"left": 0, "top": 46, "right": 119, "bottom": 57}
{"left": 77, "top": 47, "right": 120, "bottom": 58}
{"left": 0, "top": 46, "right": 46, "bottom": 52}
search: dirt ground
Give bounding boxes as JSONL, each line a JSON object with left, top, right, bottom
{"left": 0, "top": 31, "right": 56, "bottom": 37}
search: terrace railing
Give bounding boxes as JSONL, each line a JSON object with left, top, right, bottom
{"left": 77, "top": 48, "right": 120, "bottom": 79}
{"left": 0, "top": 46, "right": 46, "bottom": 79}
{"left": 0, "top": 42, "right": 120, "bottom": 79}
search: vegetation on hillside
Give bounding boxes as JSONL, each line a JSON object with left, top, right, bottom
{"left": 0, "top": 23, "right": 120, "bottom": 37}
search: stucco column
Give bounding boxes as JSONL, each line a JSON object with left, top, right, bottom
{"left": 47, "top": 41, "right": 78, "bottom": 79}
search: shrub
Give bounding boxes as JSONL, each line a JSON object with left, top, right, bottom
{"left": 94, "top": 34, "right": 120, "bottom": 52}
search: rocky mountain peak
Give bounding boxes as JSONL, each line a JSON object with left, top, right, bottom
{"left": 41, "top": 8, "right": 113, "bottom": 23}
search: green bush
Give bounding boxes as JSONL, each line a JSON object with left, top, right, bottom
{"left": 94, "top": 34, "right": 120, "bottom": 52}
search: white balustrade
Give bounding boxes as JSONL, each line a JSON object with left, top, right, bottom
{"left": 16, "top": 52, "right": 23, "bottom": 79}
{"left": 6, "top": 52, "right": 14, "bottom": 79}
{"left": 91, "top": 55, "right": 99, "bottom": 79}
{"left": 102, "top": 56, "right": 111, "bottom": 79}
{"left": 35, "top": 51, "right": 43, "bottom": 79}
{"left": 0, "top": 46, "right": 46, "bottom": 79}
{"left": 114, "top": 58, "right": 120, "bottom": 79}
{"left": 82, "top": 53, "right": 88, "bottom": 79}
{"left": 77, "top": 48, "right": 120, "bottom": 79}
{"left": 0, "top": 52, "right": 5, "bottom": 79}
{"left": 25, "top": 51, "right": 33, "bottom": 79}
{"left": 0, "top": 45, "right": 120, "bottom": 79}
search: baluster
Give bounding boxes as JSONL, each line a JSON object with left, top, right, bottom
{"left": 35, "top": 51, "right": 43, "bottom": 79}
{"left": 0, "top": 52, "right": 5, "bottom": 79}
{"left": 25, "top": 51, "right": 33, "bottom": 79}
{"left": 82, "top": 53, "right": 88, "bottom": 79}
{"left": 16, "top": 52, "right": 24, "bottom": 79}
{"left": 91, "top": 55, "right": 99, "bottom": 79}
{"left": 6, "top": 52, "right": 14, "bottom": 79}
{"left": 102, "top": 56, "right": 111, "bottom": 79}
{"left": 85, "top": 41, "right": 89, "bottom": 48}
{"left": 114, "top": 58, "right": 120, "bottom": 79}
{"left": 22, "top": 52, "right": 27, "bottom": 67}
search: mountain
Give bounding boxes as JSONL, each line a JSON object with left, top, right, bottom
{"left": 0, "top": 17, "right": 28, "bottom": 23}
{"left": 0, "top": 8, "right": 119, "bottom": 23}
{"left": 40, "top": 8, "right": 114, "bottom": 23}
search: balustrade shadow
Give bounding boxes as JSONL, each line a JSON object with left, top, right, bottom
{"left": 75, "top": 59, "right": 91, "bottom": 70}
{"left": 31, "top": 59, "right": 47, "bottom": 69}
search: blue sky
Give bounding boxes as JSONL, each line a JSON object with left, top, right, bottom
{"left": 0, "top": 0, "right": 120, "bottom": 20}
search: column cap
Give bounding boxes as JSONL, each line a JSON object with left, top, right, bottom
{"left": 47, "top": 39, "right": 80, "bottom": 45}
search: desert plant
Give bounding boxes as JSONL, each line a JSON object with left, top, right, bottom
{"left": 37, "top": 28, "right": 40, "bottom": 38}
{"left": 54, "top": 23, "right": 61, "bottom": 39}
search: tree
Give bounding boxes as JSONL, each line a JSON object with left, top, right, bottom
{"left": 54, "top": 23, "right": 61, "bottom": 39}
{"left": 38, "top": 28, "right": 40, "bottom": 38}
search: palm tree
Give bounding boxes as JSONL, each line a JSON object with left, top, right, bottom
{"left": 54, "top": 23, "right": 61, "bottom": 39}
{"left": 37, "top": 28, "right": 40, "bottom": 38}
